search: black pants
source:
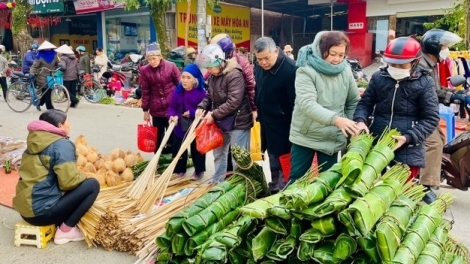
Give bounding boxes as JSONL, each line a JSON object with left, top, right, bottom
{"left": 0, "top": 76, "right": 6, "bottom": 100}
{"left": 22, "top": 179, "right": 100, "bottom": 227}
{"left": 172, "top": 135, "right": 206, "bottom": 174}
{"left": 152, "top": 116, "right": 173, "bottom": 154}
{"left": 38, "top": 84, "right": 54, "bottom": 110}
{"left": 63, "top": 80, "right": 79, "bottom": 106}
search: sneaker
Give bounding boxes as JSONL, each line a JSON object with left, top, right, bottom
{"left": 54, "top": 227, "right": 85, "bottom": 245}
{"left": 192, "top": 172, "right": 204, "bottom": 180}
{"left": 422, "top": 189, "right": 438, "bottom": 204}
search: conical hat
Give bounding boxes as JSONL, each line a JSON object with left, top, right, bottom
{"left": 55, "top": 44, "right": 74, "bottom": 55}
{"left": 38, "top": 40, "right": 57, "bottom": 50}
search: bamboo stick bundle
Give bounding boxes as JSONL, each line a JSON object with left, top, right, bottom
{"left": 135, "top": 115, "right": 202, "bottom": 215}
{"left": 126, "top": 122, "right": 176, "bottom": 200}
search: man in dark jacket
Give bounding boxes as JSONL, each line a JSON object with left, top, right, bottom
{"left": 141, "top": 43, "right": 181, "bottom": 153}
{"left": 418, "top": 29, "right": 462, "bottom": 204}
{"left": 76, "top": 46, "right": 91, "bottom": 74}
{"left": 253, "top": 37, "right": 297, "bottom": 192}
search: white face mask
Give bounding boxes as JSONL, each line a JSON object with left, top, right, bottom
{"left": 387, "top": 65, "right": 410, "bottom": 80}
{"left": 439, "top": 48, "right": 450, "bottom": 60}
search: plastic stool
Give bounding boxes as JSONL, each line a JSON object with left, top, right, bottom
{"left": 14, "top": 221, "right": 55, "bottom": 248}
{"left": 440, "top": 110, "right": 456, "bottom": 144}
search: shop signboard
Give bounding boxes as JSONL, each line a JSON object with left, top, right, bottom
{"left": 73, "top": 0, "right": 124, "bottom": 14}
{"left": 176, "top": 2, "right": 251, "bottom": 51}
{"left": 29, "top": 0, "right": 64, "bottom": 14}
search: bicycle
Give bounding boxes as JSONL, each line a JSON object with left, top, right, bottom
{"left": 6, "top": 67, "right": 70, "bottom": 113}
{"left": 77, "top": 73, "right": 106, "bottom": 103}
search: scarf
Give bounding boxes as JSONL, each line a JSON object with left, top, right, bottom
{"left": 296, "top": 41, "right": 347, "bottom": 76}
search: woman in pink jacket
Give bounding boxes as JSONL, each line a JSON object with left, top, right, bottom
{"left": 140, "top": 43, "right": 181, "bottom": 153}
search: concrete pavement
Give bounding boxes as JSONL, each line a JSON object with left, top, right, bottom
{"left": 1, "top": 75, "right": 469, "bottom": 263}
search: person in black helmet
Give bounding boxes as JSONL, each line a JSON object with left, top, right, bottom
{"left": 418, "top": 29, "right": 462, "bottom": 204}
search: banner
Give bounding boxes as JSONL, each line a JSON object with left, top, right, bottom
{"left": 176, "top": 3, "right": 251, "bottom": 51}
{"left": 29, "top": 0, "right": 64, "bottom": 14}
{"left": 73, "top": 0, "right": 124, "bottom": 14}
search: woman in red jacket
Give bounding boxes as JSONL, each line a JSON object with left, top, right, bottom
{"left": 140, "top": 43, "right": 181, "bottom": 153}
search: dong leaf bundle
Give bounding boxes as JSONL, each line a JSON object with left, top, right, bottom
{"left": 165, "top": 181, "right": 234, "bottom": 236}
{"left": 184, "top": 208, "right": 240, "bottom": 255}
{"left": 339, "top": 132, "right": 374, "bottom": 186}
{"left": 392, "top": 193, "right": 455, "bottom": 264}
{"left": 415, "top": 221, "right": 451, "bottom": 264}
{"left": 214, "top": 215, "right": 258, "bottom": 248}
{"left": 345, "top": 129, "right": 400, "bottom": 197}
{"left": 280, "top": 165, "right": 342, "bottom": 210}
{"left": 182, "top": 183, "right": 245, "bottom": 236}
{"left": 339, "top": 164, "right": 409, "bottom": 237}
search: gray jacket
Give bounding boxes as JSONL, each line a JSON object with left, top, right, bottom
{"left": 58, "top": 54, "right": 79, "bottom": 81}
{"left": 0, "top": 55, "right": 8, "bottom": 77}
{"left": 419, "top": 53, "right": 453, "bottom": 105}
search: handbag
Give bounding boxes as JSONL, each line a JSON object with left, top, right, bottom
{"left": 92, "top": 65, "right": 101, "bottom": 73}
{"left": 180, "top": 117, "right": 194, "bottom": 132}
{"left": 215, "top": 114, "right": 236, "bottom": 131}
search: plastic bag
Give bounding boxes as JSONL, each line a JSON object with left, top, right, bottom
{"left": 169, "top": 46, "right": 186, "bottom": 60}
{"left": 137, "top": 122, "right": 158, "bottom": 152}
{"left": 195, "top": 121, "right": 223, "bottom": 154}
{"left": 250, "top": 122, "right": 262, "bottom": 161}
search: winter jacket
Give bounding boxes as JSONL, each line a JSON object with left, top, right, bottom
{"left": 79, "top": 52, "right": 91, "bottom": 74}
{"left": 93, "top": 54, "right": 108, "bottom": 80}
{"left": 30, "top": 58, "right": 58, "bottom": 88}
{"left": 198, "top": 59, "right": 254, "bottom": 130}
{"left": 254, "top": 50, "right": 297, "bottom": 156}
{"left": 58, "top": 54, "right": 79, "bottom": 81}
{"left": 290, "top": 33, "right": 360, "bottom": 156}
{"left": 140, "top": 59, "right": 181, "bottom": 118}
{"left": 13, "top": 120, "right": 86, "bottom": 218}
{"left": 168, "top": 88, "right": 206, "bottom": 138}
{"left": 0, "top": 54, "right": 7, "bottom": 77}
{"left": 353, "top": 67, "right": 440, "bottom": 167}
{"left": 22, "top": 50, "right": 36, "bottom": 74}
{"left": 419, "top": 53, "right": 453, "bottom": 105}
{"left": 233, "top": 53, "right": 257, "bottom": 111}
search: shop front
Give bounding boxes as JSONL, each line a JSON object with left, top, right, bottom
{"left": 367, "top": 0, "right": 456, "bottom": 54}
{"left": 102, "top": 8, "right": 155, "bottom": 62}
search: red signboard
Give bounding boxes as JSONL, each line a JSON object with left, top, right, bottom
{"left": 73, "top": 0, "right": 124, "bottom": 14}
{"left": 347, "top": 1, "right": 368, "bottom": 33}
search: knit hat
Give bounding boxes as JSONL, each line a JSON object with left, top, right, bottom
{"left": 38, "top": 40, "right": 57, "bottom": 51}
{"left": 146, "top": 43, "right": 161, "bottom": 57}
{"left": 55, "top": 44, "right": 74, "bottom": 55}
{"left": 176, "top": 64, "right": 205, "bottom": 93}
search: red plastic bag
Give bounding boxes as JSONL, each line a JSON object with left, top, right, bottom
{"left": 195, "top": 121, "right": 223, "bottom": 154}
{"left": 137, "top": 122, "right": 158, "bottom": 153}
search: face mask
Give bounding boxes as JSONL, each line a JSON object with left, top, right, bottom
{"left": 439, "top": 48, "right": 450, "bottom": 60}
{"left": 387, "top": 65, "right": 410, "bottom": 80}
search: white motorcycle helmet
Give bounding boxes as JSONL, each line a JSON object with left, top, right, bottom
{"left": 196, "top": 44, "right": 225, "bottom": 68}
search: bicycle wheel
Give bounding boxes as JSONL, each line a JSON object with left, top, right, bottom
{"left": 50, "top": 84, "right": 70, "bottom": 113}
{"left": 83, "top": 80, "right": 106, "bottom": 103}
{"left": 6, "top": 82, "right": 32, "bottom": 113}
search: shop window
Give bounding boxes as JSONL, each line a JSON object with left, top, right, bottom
{"left": 368, "top": 16, "right": 389, "bottom": 53}
{"left": 105, "top": 10, "right": 151, "bottom": 62}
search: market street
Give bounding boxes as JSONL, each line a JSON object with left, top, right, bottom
{"left": 0, "top": 64, "right": 469, "bottom": 263}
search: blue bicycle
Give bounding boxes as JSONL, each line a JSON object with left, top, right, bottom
{"left": 6, "top": 67, "right": 70, "bottom": 113}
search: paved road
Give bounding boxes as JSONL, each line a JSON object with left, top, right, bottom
{"left": 1, "top": 65, "right": 469, "bottom": 263}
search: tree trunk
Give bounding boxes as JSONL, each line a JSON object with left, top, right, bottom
{"left": 12, "top": 0, "right": 32, "bottom": 57}
{"left": 466, "top": 0, "right": 470, "bottom": 48}
{"left": 184, "top": 0, "right": 191, "bottom": 48}
{"left": 150, "top": 3, "right": 171, "bottom": 57}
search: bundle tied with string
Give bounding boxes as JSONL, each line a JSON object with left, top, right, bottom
{"left": 231, "top": 145, "right": 270, "bottom": 196}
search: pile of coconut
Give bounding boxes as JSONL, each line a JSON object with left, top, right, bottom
{"left": 75, "top": 135, "right": 144, "bottom": 187}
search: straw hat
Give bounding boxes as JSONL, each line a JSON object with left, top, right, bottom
{"left": 55, "top": 44, "right": 74, "bottom": 55}
{"left": 284, "top": 45, "right": 293, "bottom": 52}
{"left": 38, "top": 40, "right": 57, "bottom": 50}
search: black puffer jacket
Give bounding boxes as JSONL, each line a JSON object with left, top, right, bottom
{"left": 353, "top": 66, "right": 440, "bottom": 167}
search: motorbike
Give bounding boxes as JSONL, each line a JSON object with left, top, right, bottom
{"left": 347, "top": 57, "right": 368, "bottom": 82}
{"left": 441, "top": 75, "right": 470, "bottom": 191}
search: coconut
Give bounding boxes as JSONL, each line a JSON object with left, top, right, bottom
{"left": 112, "top": 158, "right": 127, "bottom": 173}
{"left": 86, "top": 151, "right": 99, "bottom": 164}
{"left": 124, "top": 153, "right": 136, "bottom": 167}
{"left": 121, "top": 168, "right": 134, "bottom": 182}
{"left": 77, "top": 155, "right": 87, "bottom": 167}
{"left": 75, "top": 135, "right": 88, "bottom": 146}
